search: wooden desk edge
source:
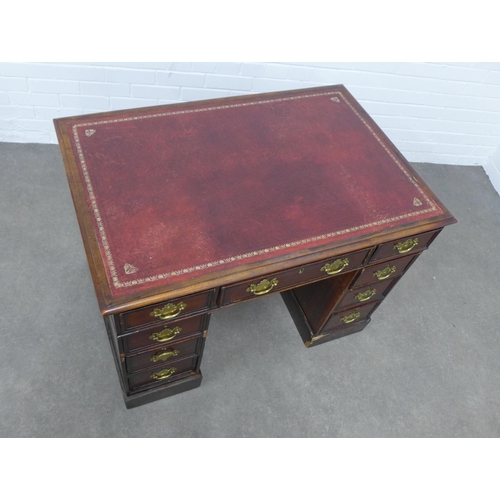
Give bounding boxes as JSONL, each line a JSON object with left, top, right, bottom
{"left": 97, "top": 213, "right": 455, "bottom": 316}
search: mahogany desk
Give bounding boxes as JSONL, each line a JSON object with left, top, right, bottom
{"left": 54, "top": 85, "right": 456, "bottom": 408}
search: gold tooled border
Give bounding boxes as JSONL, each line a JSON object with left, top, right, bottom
{"left": 71, "top": 90, "right": 440, "bottom": 289}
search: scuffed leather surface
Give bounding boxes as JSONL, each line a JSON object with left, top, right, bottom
{"left": 65, "top": 89, "right": 443, "bottom": 297}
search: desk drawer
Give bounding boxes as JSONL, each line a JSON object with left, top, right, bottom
{"left": 219, "top": 248, "right": 370, "bottom": 306}
{"left": 125, "top": 336, "right": 203, "bottom": 373}
{"left": 369, "top": 230, "right": 440, "bottom": 263}
{"left": 128, "top": 355, "right": 199, "bottom": 392}
{"left": 324, "top": 301, "right": 380, "bottom": 331}
{"left": 351, "top": 254, "right": 417, "bottom": 289}
{"left": 120, "top": 314, "right": 207, "bottom": 354}
{"left": 119, "top": 289, "right": 216, "bottom": 332}
{"left": 335, "top": 278, "right": 397, "bottom": 311}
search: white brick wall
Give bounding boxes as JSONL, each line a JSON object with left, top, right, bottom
{"left": 1, "top": 62, "right": 500, "bottom": 178}
{"left": 484, "top": 143, "right": 500, "bottom": 195}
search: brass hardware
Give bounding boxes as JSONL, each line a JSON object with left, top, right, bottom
{"left": 321, "top": 258, "right": 349, "bottom": 275}
{"left": 340, "top": 310, "right": 361, "bottom": 324}
{"left": 355, "top": 288, "right": 376, "bottom": 302}
{"left": 150, "top": 301, "right": 187, "bottom": 320}
{"left": 149, "top": 326, "right": 182, "bottom": 343}
{"left": 374, "top": 265, "right": 396, "bottom": 281}
{"left": 299, "top": 267, "right": 304, "bottom": 274}
{"left": 246, "top": 278, "right": 279, "bottom": 296}
{"left": 150, "top": 367, "right": 177, "bottom": 380}
{"left": 150, "top": 349, "right": 180, "bottom": 363}
{"left": 394, "top": 237, "right": 418, "bottom": 254}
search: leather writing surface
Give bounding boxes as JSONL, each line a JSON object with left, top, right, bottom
{"left": 63, "top": 88, "right": 444, "bottom": 297}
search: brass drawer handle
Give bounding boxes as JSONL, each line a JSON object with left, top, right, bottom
{"left": 149, "top": 326, "right": 182, "bottom": 343}
{"left": 321, "top": 258, "right": 349, "bottom": 275}
{"left": 246, "top": 278, "right": 279, "bottom": 296}
{"left": 355, "top": 288, "right": 376, "bottom": 302}
{"left": 374, "top": 265, "right": 396, "bottom": 281}
{"left": 150, "top": 349, "right": 180, "bottom": 363}
{"left": 150, "top": 367, "right": 177, "bottom": 380}
{"left": 150, "top": 301, "right": 187, "bottom": 320}
{"left": 394, "top": 237, "right": 418, "bottom": 254}
{"left": 340, "top": 310, "right": 361, "bottom": 324}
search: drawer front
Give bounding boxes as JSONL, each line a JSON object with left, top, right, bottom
{"left": 324, "top": 301, "right": 380, "bottom": 331}
{"left": 128, "top": 355, "right": 199, "bottom": 392}
{"left": 351, "top": 254, "right": 417, "bottom": 288}
{"left": 335, "top": 278, "right": 397, "bottom": 311}
{"left": 119, "top": 289, "right": 216, "bottom": 332}
{"left": 125, "top": 336, "right": 203, "bottom": 373}
{"left": 220, "top": 248, "right": 371, "bottom": 306}
{"left": 120, "top": 314, "right": 207, "bottom": 354}
{"left": 369, "top": 230, "right": 440, "bottom": 263}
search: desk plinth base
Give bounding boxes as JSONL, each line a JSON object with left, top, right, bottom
{"left": 281, "top": 290, "right": 370, "bottom": 348}
{"left": 123, "top": 373, "right": 203, "bottom": 409}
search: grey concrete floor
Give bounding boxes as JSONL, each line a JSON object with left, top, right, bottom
{"left": 1, "top": 142, "right": 499, "bottom": 437}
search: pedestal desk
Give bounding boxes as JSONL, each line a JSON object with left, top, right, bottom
{"left": 54, "top": 85, "right": 456, "bottom": 408}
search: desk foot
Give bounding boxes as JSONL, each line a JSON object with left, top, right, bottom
{"left": 123, "top": 372, "right": 202, "bottom": 409}
{"left": 281, "top": 290, "right": 370, "bottom": 348}
{"left": 305, "top": 319, "right": 370, "bottom": 347}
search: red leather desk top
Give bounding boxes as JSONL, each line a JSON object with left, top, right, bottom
{"left": 56, "top": 85, "right": 451, "bottom": 309}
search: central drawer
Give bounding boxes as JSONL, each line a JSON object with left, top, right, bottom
{"left": 219, "top": 248, "right": 371, "bottom": 306}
